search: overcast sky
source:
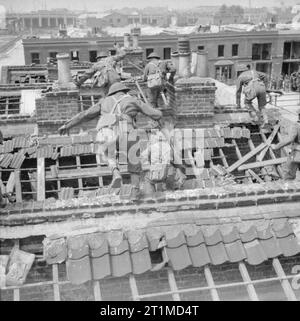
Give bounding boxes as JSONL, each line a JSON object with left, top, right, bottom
{"left": 0, "top": 0, "right": 298, "bottom": 12}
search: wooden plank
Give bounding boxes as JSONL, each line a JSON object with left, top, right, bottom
{"left": 219, "top": 148, "right": 229, "bottom": 168}
{"left": 93, "top": 281, "right": 102, "bottom": 301}
{"left": 46, "top": 165, "right": 128, "bottom": 180}
{"left": 167, "top": 268, "right": 180, "bottom": 301}
{"left": 238, "top": 262, "right": 259, "bottom": 301}
{"left": 247, "top": 169, "right": 264, "bottom": 183}
{"left": 129, "top": 274, "right": 140, "bottom": 301}
{"left": 204, "top": 266, "right": 220, "bottom": 301}
{"left": 227, "top": 142, "right": 267, "bottom": 173}
{"left": 272, "top": 258, "right": 297, "bottom": 301}
{"left": 37, "top": 158, "right": 45, "bottom": 201}
{"left": 52, "top": 264, "right": 60, "bottom": 301}
{"left": 238, "top": 157, "right": 287, "bottom": 171}
{"left": 13, "top": 240, "right": 20, "bottom": 301}
{"left": 6, "top": 172, "right": 15, "bottom": 194}
{"left": 14, "top": 170, "right": 22, "bottom": 202}
{"left": 260, "top": 131, "right": 283, "bottom": 178}
{"left": 257, "top": 125, "right": 279, "bottom": 162}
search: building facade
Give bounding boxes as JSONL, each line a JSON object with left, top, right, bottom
{"left": 21, "top": 30, "right": 300, "bottom": 84}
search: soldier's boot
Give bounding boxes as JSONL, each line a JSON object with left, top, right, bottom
{"left": 110, "top": 168, "right": 122, "bottom": 188}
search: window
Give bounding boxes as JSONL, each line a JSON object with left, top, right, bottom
{"left": 109, "top": 50, "right": 116, "bottom": 56}
{"left": 146, "top": 48, "right": 154, "bottom": 57}
{"left": 218, "top": 45, "right": 224, "bottom": 57}
{"left": 128, "top": 18, "right": 133, "bottom": 24}
{"left": 198, "top": 45, "right": 205, "bottom": 51}
{"left": 232, "top": 44, "right": 239, "bottom": 57}
{"left": 0, "top": 96, "right": 21, "bottom": 115}
{"left": 70, "top": 50, "right": 79, "bottom": 62}
{"left": 252, "top": 43, "right": 272, "bottom": 60}
{"left": 117, "top": 19, "right": 121, "bottom": 23}
{"left": 215, "top": 65, "right": 232, "bottom": 82}
{"left": 31, "top": 52, "right": 40, "bottom": 64}
{"left": 49, "top": 52, "right": 58, "bottom": 63}
{"left": 89, "top": 51, "right": 97, "bottom": 63}
{"left": 163, "top": 48, "right": 171, "bottom": 60}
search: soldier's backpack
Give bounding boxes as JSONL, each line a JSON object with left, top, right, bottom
{"left": 147, "top": 62, "right": 163, "bottom": 89}
{"left": 96, "top": 94, "right": 130, "bottom": 145}
{"left": 92, "top": 65, "right": 120, "bottom": 89}
{"left": 243, "top": 70, "right": 259, "bottom": 101}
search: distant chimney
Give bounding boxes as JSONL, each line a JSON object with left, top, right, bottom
{"left": 56, "top": 53, "right": 75, "bottom": 89}
{"left": 177, "top": 37, "right": 191, "bottom": 78}
{"left": 132, "top": 33, "right": 139, "bottom": 49}
{"left": 124, "top": 33, "right": 130, "bottom": 49}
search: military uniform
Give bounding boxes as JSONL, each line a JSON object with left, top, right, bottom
{"left": 236, "top": 69, "right": 268, "bottom": 111}
{"left": 273, "top": 121, "right": 300, "bottom": 180}
{"left": 143, "top": 52, "right": 176, "bottom": 108}
{"left": 59, "top": 82, "right": 162, "bottom": 195}
{"left": 76, "top": 49, "right": 126, "bottom": 95}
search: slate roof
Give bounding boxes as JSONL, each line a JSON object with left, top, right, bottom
{"left": 43, "top": 220, "right": 300, "bottom": 285}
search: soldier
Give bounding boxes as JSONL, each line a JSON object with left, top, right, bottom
{"left": 74, "top": 44, "right": 126, "bottom": 96}
{"left": 236, "top": 64, "right": 268, "bottom": 122}
{"left": 58, "top": 82, "right": 162, "bottom": 199}
{"left": 271, "top": 111, "right": 300, "bottom": 180}
{"left": 141, "top": 117, "right": 186, "bottom": 197}
{"left": 143, "top": 52, "right": 176, "bottom": 108}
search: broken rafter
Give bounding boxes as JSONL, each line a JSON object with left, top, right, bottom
{"left": 238, "top": 157, "right": 287, "bottom": 171}
{"left": 257, "top": 125, "right": 279, "bottom": 162}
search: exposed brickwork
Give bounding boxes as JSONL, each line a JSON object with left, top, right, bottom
{"left": 36, "top": 90, "right": 81, "bottom": 136}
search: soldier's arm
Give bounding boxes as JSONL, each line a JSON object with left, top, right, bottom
{"left": 273, "top": 126, "right": 298, "bottom": 150}
{"left": 135, "top": 98, "right": 162, "bottom": 120}
{"left": 112, "top": 46, "right": 126, "bottom": 62}
{"left": 58, "top": 101, "right": 102, "bottom": 134}
{"left": 77, "top": 65, "right": 98, "bottom": 86}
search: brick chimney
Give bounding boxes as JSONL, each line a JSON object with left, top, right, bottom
{"left": 56, "top": 53, "right": 76, "bottom": 90}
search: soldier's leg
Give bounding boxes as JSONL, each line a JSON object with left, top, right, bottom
{"left": 283, "top": 158, "right": 298, "bottom": 180}
{"left": 147, "top": 88, "right": 156, "bottom": 107}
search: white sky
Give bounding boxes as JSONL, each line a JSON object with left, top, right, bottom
{"left": 0, "top": 0, "right": 299, "bottom": 12}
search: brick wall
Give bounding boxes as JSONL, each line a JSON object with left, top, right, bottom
{"left": 36, "top": 90, "right": 81, "bottom": 136}
{"left": 166, "top": 77, "right": 216, "bottom": 128}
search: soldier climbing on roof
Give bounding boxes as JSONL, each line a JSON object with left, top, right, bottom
{"left": 271, "top": 110, "right": 300, "bottom": 180}
{"left": 58, "top": 82, "right": 162, "bottom": 200}
{"left": 143, "top": 52, "right": 176, "bottom": 108}
{"left": 236, "top": 64, "right": 268, "bottom": 124}
{"left": 74, "top": 43, "right": 127, "bottom": 96}
{"left": 141, "top": 117, "right": 186, "bottom": 197}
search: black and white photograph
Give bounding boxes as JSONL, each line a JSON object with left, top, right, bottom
{"left": 0, "top": 0, "right": 300, "bottom": 306}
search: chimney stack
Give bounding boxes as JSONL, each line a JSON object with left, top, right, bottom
{"left": 177, "top": 37, "right": 191, "bottom": 78}
{"left": 132, "top": 33, "right": 139, "bottom": 49}
{"left": 123, "top": 33, "right": 130, "bottom": 49}
{"left": 56, "top": 53, "right": 76, "bottom": 89}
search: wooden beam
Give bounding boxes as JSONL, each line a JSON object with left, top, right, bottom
{"left": 52, "top": 264, "right": 60, "bottom": 301}
{"left": 204, "top": 266, "right": 220, "bottom": 301}
{"left": 37, "top": 158, "right": 45, "bottom": 201}
{"left": 257, "top": 125, "right": 279, "bottom": 162}
{"left": 247, "top": 169, "right": 264, "bottom": 183}
{"left": 6, "top": 172, "right": 15, "bottom": 194}
{"left": 14, "top": 170, "right": 22, "bottom": 203}
{"left": 239, "top": 262, "right": 259, "bottom": 301}
{"left": 167, "top": 268, "right": 180, "bottom": 301}
{"left": 238, "top": 157, "right": 287, "bottom": 171}
{"left": 129, "top": 274, "right": 140, "bottom": 301}
{"left": 272, "top": 258, "right": 297, "bottom": 301}
{"left": 93, "top": 281, "right": 102, "bottom": 301}
{"left": 227, "top": 142, "right": 266, "bottom": 173}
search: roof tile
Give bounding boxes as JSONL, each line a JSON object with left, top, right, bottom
{"left": 220, "top": 225, "right": 240, "bottom": 243}
{"left": 244, "top": 240, "right": 268, "bottom": 265}
{"left": 272, "top": 220, "right": 294, "bottom": 238}
{"left": 91, "top": 254, "right": 111, "bottom": 280}
{"left": 167, "top": 245, "right": 192, "bottom": 270}
{"left": 260, "top": 238, "right": 282, "bottom": 259}
{"left": 207, "top": 243, "right": 228, "bottom": 265}
{"left": 278, "top": 235, "right": 300, "bottom": 257}
{"left": 111, "top": 252, "right": 132, "bottom": 277}
{"left": 188, "top": 243, "right": 211, "bottom": 267}
{"left": 131, "top": 250, "right": 152, "bottom": 274}
{"left": 86, "top": 232, "right": 108, "bottom": 257}
{"left": 224, "top": 240, "right": 247, "bottom": 262}
{"left": 66, "top": 256, "right": 92, "bottom": 285}
{"left": 67, "top": 235, "right": 89, "bottom": 260}
{"left": 203, "top": 227, "right": 223, "bottom": 245}
{"left": 240, "top": 225, "right": 258, "bottom": 243}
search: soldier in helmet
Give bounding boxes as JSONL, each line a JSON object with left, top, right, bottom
{"left": 143, "top": 52, "right": 176, "bottom": 108}
{"left": 58, "top": 82, "right": 162, "bottom": 199}
{"left": 74, "top": 44, "right": 127, "bottom": 96}
{"left": 271, "top": 109, "right": 300, "bottom": 180}
{"left": 236, "top": 64, "right": 268, "bottom": 122}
